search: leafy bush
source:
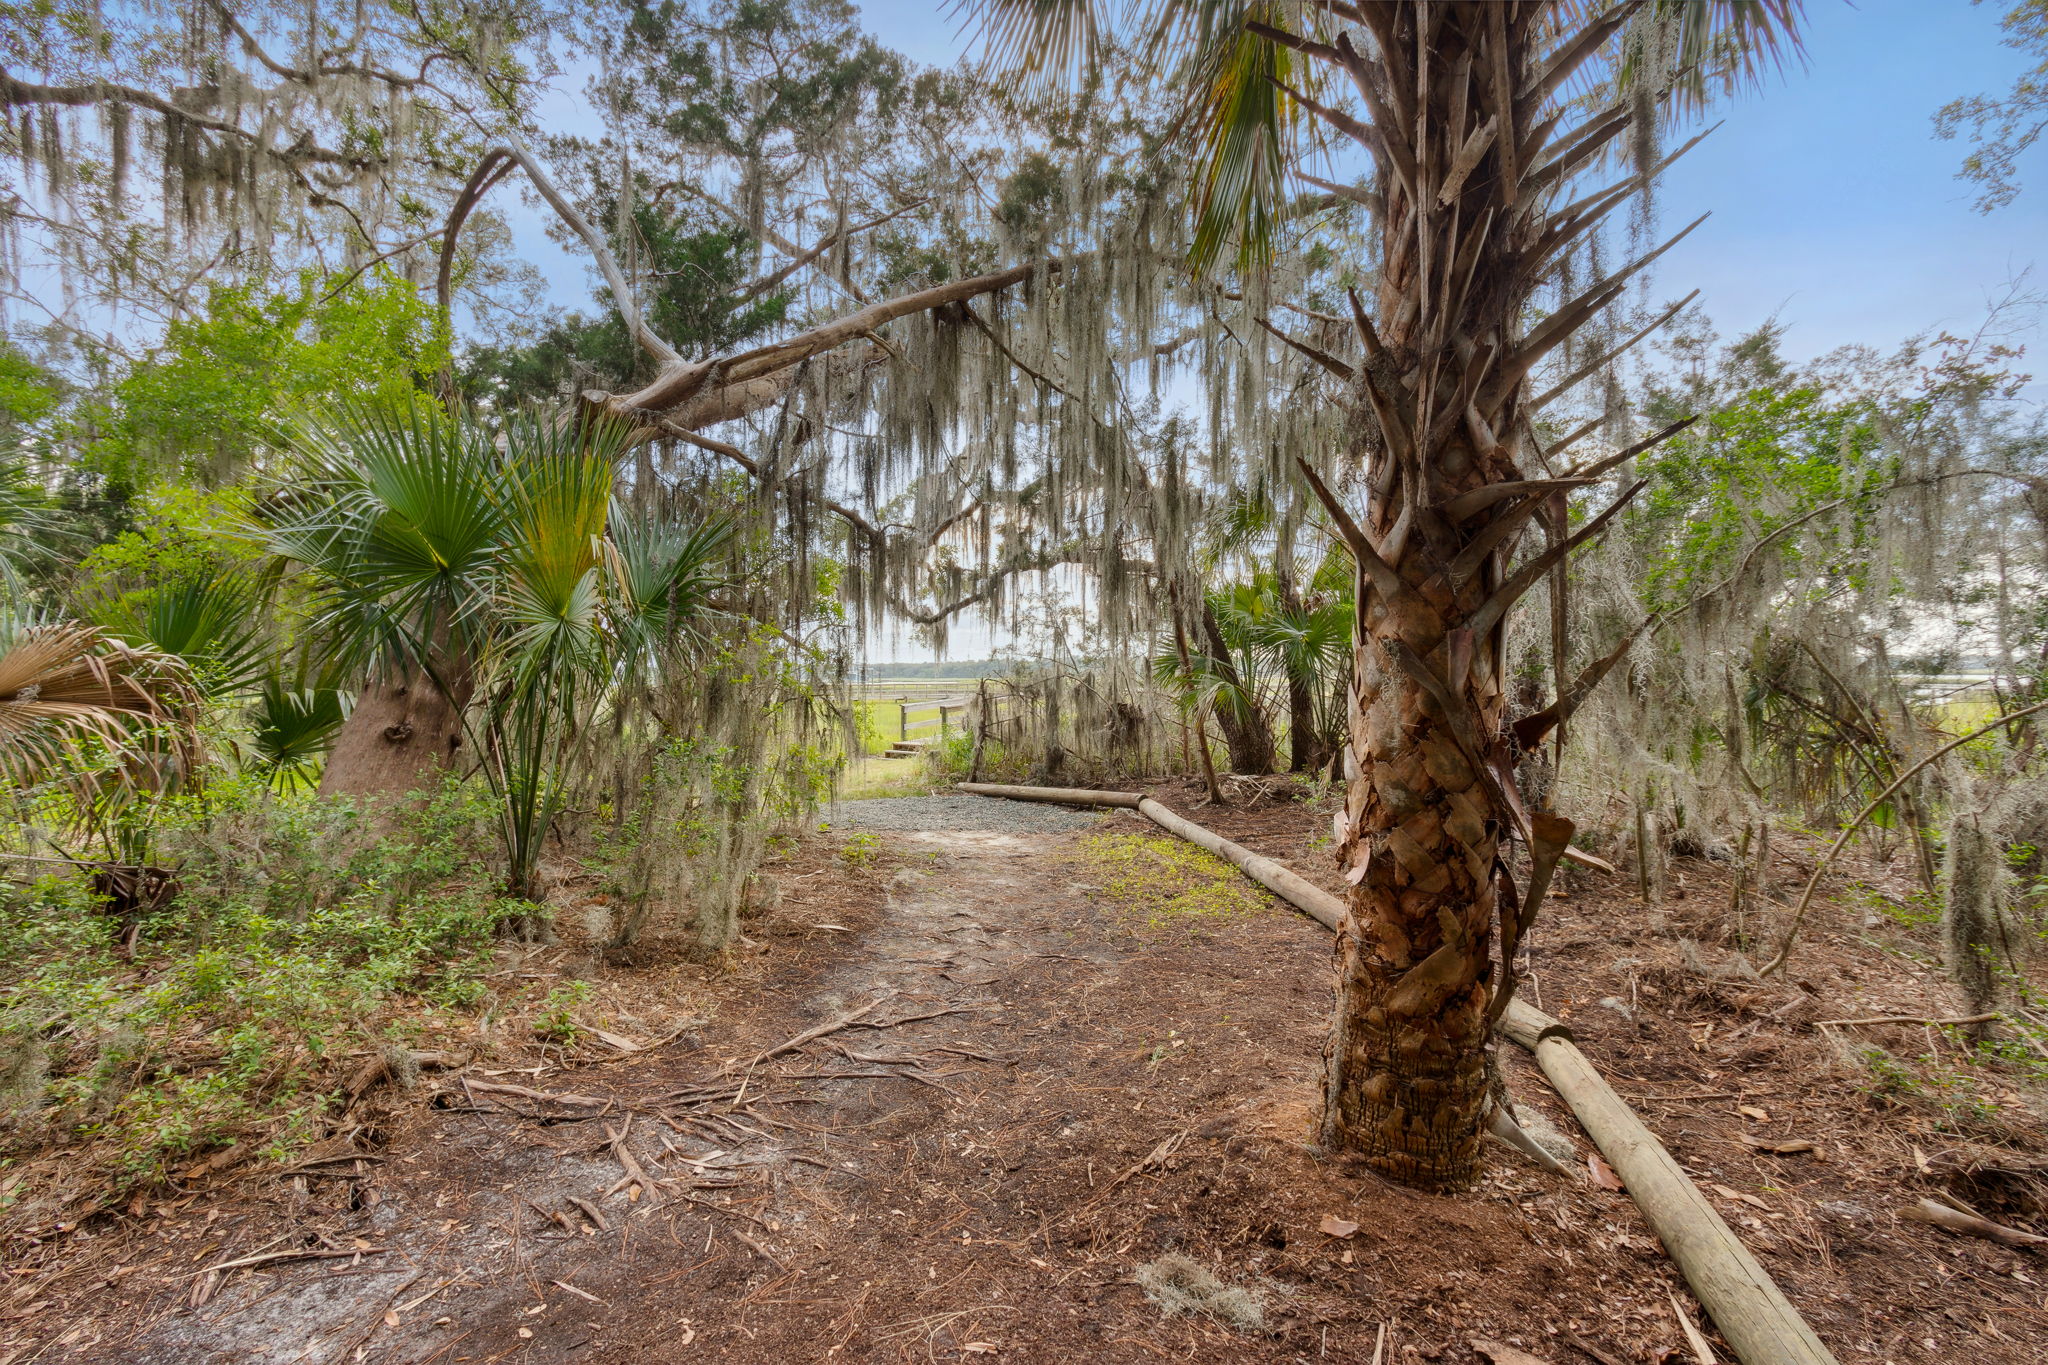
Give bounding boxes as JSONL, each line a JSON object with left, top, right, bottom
{"left": 927, "top": 728, "right": 982, "bottom": 779}
{"left": 0, "top": 776, "right": 515, "bottom": 1182}
{"left": 839, "top": 832, "right": 881, "bottom": 870}
{"left": 533, "top": 981, "right": 592, "bottom": 1045}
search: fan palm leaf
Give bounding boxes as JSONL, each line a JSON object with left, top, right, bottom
{"left": 493, "top": 412, "right": 630, "bottom": 684}
{"left": 0, "top": 456, "right": 65, "bottom": 597}
{"left": 1184, "top": 1, "right": 1297, "bottom": 273}
{"left": 0, "top": 615, "right": 202, "bottom": 810}
{"left": 93, "top": 574, "right": 268, "bottom": 699}
{"left": 265, "top": 398, "right": 735, "bottom": 897}
{"left": 249, "top": 679, "right": 348, "bottom": 793}
{"left": 608, "top": 512, "right": 737, "bottom": 667}
{"left": 269, "top": 400, "right": 506, "bottom": 675}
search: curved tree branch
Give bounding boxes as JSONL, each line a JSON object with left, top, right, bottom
{"left": 435, "top": 149, "right": 514, "bottom": 316}
{"left": 498, "top": 136, "right": 683, "bottom": 371}
{"left": 1759, "top": 699, "right": 2048, "bottom": 978}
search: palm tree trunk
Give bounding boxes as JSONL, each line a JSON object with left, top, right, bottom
{"left": 1276, "top": 570, "right": 1318, "bottom": 773}
{"left": 319, "top": 665, "right": 472, "bottom": 800}
{"left": 1199, "top": 599, "right": 1276, "bottom": 775}
{"left": 1265, "top": 3, "right": 1701, "bottom": 1188}
{"left": 1320, "top": 527, "right": 1505, "bottom": 1187}
{"left": 1286, "top": 671, "right": 1317, "bottom": 773}
{"left": 1172, "top": 601, "right": 1227, "bottom": 805}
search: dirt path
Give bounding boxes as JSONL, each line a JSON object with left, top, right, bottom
{"left": 63, "top": 796, "right": 2048, "bottom": 1364}
{"left": 110, "top": 811, "right": 1407, "bottom": 1364}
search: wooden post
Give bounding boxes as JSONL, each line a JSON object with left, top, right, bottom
{"left": 969, "top": 680, "right": 990, "bottom": 783}
{"left": 1635, "top": 798, "right": 1653, "bottom": 903}
{"left": 898, "top": 700, "right": 909, "bottom": 744}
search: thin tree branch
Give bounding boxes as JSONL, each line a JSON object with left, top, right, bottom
{"left": 499, "top": 137, "right": 683, "bottom": 370}
{"left": 732, "top": 199, "right": 927, "bottom": 304}
{"left": 1760, "top": 699, "right": 2048, "bottom": 978}
{"left": 1256, "top": 317, "right": 1355, "bottom": 382}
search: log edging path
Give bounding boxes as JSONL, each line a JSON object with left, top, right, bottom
{"left": 954, "top": 781, "right": 1841, "bottom": 1365}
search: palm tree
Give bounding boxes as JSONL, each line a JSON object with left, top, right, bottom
{"left": 1234, "top": 572, "right": 1352, "bottom": 774}
{"left": 266, "top": 401, "right": 504, "bottom": 801}
{"left": 969, "top": 0, "right": 1802, "bottom": 1187}
{"left": 262, "top": 401, "right": 732, "bottom": 899}
{"left": 1156, "top": 573, "right": 1351, "bottom": 777}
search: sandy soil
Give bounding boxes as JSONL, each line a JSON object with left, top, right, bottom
{"left": 6, "top": 783, "right": 2045, "bottom": 1364}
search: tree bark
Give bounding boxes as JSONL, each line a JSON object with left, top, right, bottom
{"left": 1320, "top": 489, "right": 1507, "bottom": 1189}
{"left": 1276, "top": 570, "right": 1320, "bottom": 773}
{"left": 318, "top": 665, "right": 471, "bottom": 801}
{"left": 1290, "top": 5, "right": 1667, "bottom": 1190}
{"left": 1286, "top": 670, "right": 1318, "bottom": 774}
{"left": 1198, "top": 599, "right": 1277, "bottom": 775}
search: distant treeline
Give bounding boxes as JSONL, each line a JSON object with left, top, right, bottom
{"left": 861, "top": 660, "right": 1001, "bottom": 680}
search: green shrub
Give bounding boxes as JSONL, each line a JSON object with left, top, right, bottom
{"left": 0, "top": 776, "right": 513, "bottom": 1182}
{"left": 533, "top": 981, "right": 592, "bottom": 1045}
{"left": 839, "top": 832, "right": 882, "bottom": 870}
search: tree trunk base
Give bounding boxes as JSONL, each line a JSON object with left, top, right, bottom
{"left": 319, "top": 671, "right": 468, "bottom": 802}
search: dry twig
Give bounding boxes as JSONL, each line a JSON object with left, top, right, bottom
{"left": 1901, "top": 1197, "right": 2047, "bottom": 1248}
{"left": 1812, "top": 1012, "right": 1999, "bottom": 1028}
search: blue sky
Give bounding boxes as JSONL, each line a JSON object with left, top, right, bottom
{"left": 1648, "top": 0, "right": 2048, "bottom": 366}
{"left": 848, "top": 0, "right": 2048, "bottom": 371}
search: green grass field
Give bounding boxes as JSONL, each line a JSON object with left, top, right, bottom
{"left": 851, "top": 695, "right": 975, "bottom": 755}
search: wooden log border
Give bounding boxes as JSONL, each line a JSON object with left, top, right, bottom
{"left": 953, "top": 781, "right": 1841, "bottom": 1365}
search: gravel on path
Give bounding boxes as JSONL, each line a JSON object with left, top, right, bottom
{"left": 827, "top": 793, "right": 1110, "bottom": 833}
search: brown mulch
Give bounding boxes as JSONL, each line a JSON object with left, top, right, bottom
{"left": 5, "top": 780, "right": 2045, "bottom": 1364}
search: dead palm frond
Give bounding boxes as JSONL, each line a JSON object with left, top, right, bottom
{"left": 0, "top": 616, "right": 203, "bottom": 810}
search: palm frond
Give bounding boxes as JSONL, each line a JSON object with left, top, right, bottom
{"left": 953, "top": 0, "right": 1109, "bottom": 102}
{"left": 0, "top": 614, "right": 202, "bottom": 812}
{"left": 266, "top": 398, "right": 508, "bottom": 674}
{"left": 0, "top": 457, "right": 65, "bottom": 598}
{"left": 1652, "top": 0, "right": 1807, "bottom": 113}
{"left": 961, "top": 0, "right": 1297, "bottom": 276}
{"left": 609, "top": 511, "right": 735, "bottom": 657}
{"left": 93, "top": 574, "right": 268, "bottom": 699}
{"left": 1184, "top": 2, "right": 1296, "bottom": 275}
{"left": 250, "top": 679, "right": 347, "bottom": 793}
